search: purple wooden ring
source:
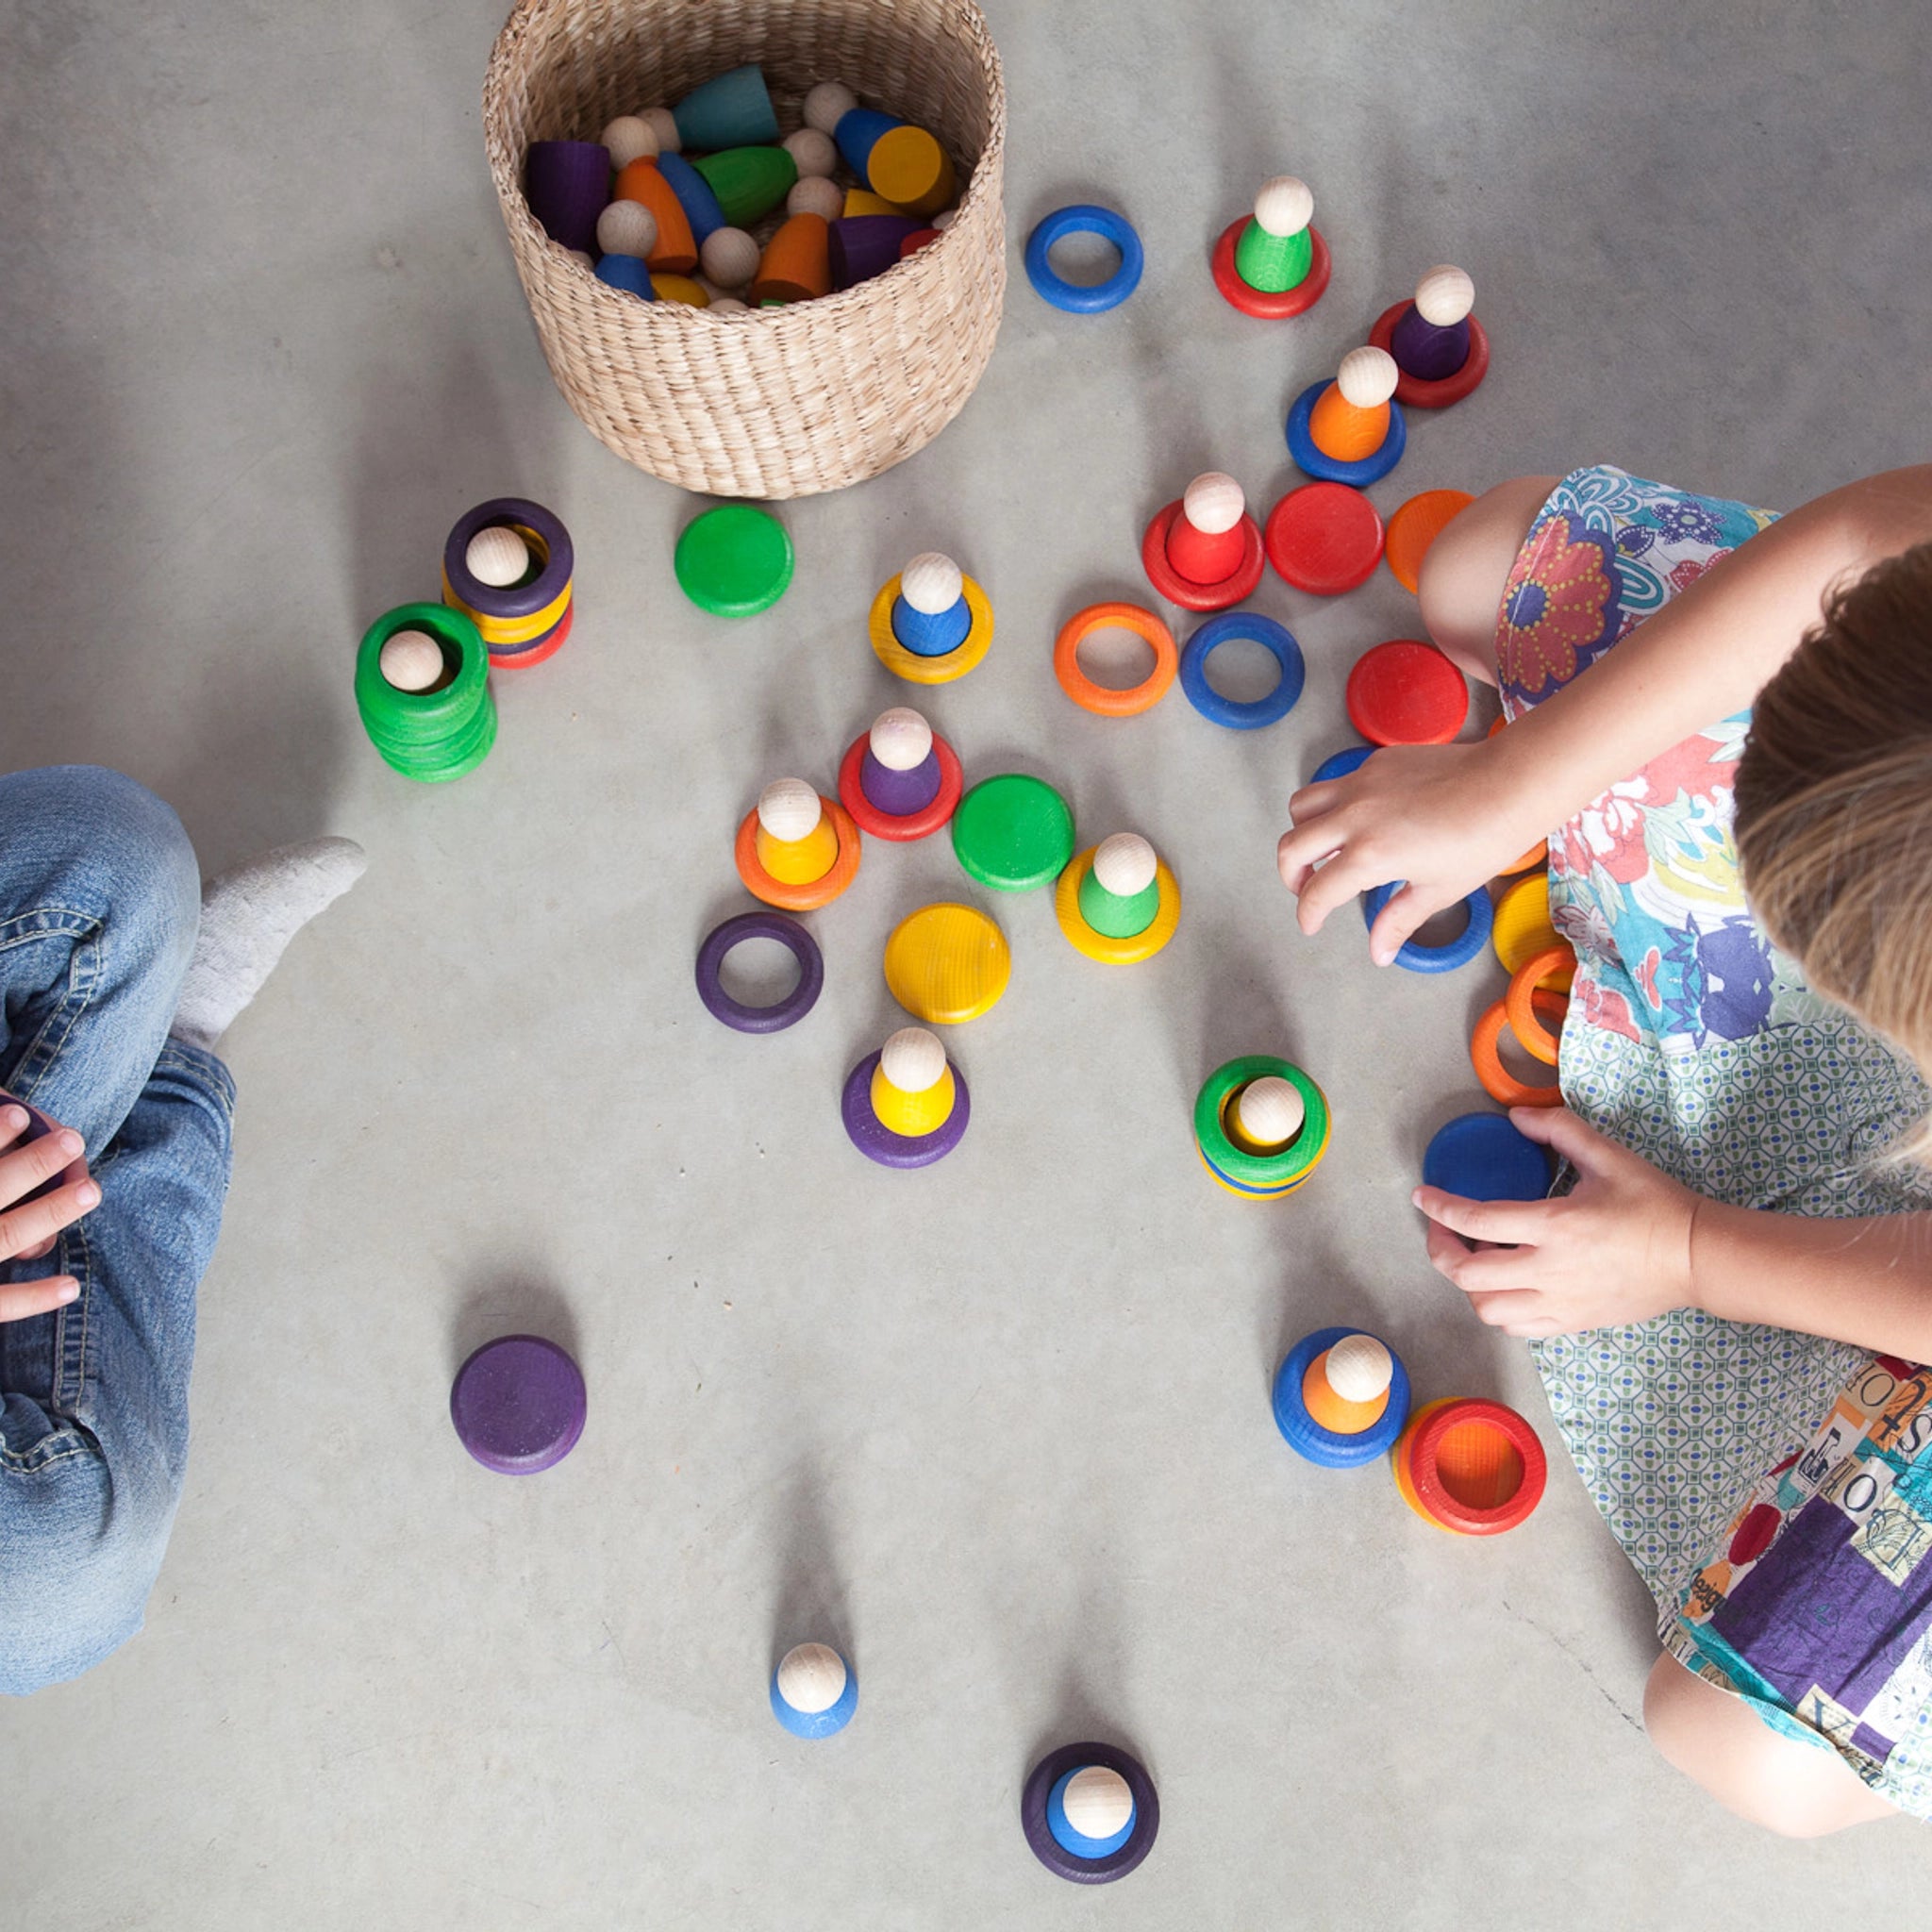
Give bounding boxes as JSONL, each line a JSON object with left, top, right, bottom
{"left": 1021, "top": 1741, "right": 1159, "bottom": 1884}
{"left": 841, "top": 1052, "right": 969, "bottom": 1168}
{"left": 450, "top": 1334, "right": 587, "bottom": 1474}
{"left": 443, "top": 497, "right": 575, "bottom": 620}
{"left": 860, "top": 747, "right": 942, "bottom": 816}
{"left": 525, "top": 141, "right": 610, "bottom": 253}
{"left": 695, "top": 912, "right": 824, "bottom": 1034}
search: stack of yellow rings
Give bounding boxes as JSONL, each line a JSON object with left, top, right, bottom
{"left": 441, "top": 497, "right": 575, "bottom": 669}
{"left": 1054, "top": 833, "right": 1181, "bottom": 964}
{"left": 1194, "top": 1057, "right": 1331, "bottom": 1199}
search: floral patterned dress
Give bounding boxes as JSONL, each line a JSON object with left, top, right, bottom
{"left": 1498, "top": 466, "right": 1932, "bottom": 1816}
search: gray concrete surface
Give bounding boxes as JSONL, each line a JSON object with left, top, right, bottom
{"left": 5, "top": 0, "right": 1931, "bottom": 1924}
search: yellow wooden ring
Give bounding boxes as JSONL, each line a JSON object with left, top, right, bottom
{"left": 734, "top": 797, "right": 860, "bottom": 910}
{"left": 868, "top": 574, "right": 994, "bottom": 685}
{"left": 442, "top": 569, "right": 573, "bottom": 644}
{"left": 1053, "top": 849, "right": 1181, "bottom": 962}
{"left": 1491, "top": 871, "right": 1570, "bottom": 982}
{"left": 883, "top": 902, "right": 1011, "bottom": 1024}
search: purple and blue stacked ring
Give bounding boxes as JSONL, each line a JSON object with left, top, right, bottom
{"left": 694, "top": 911, "right": 824, "bottom": 1034}
{"left": 449, "top": 1334, "right": 587, "bottom": 1474}
{"left": 841, "top": 1052, "right": 970, "bottom": 1168}
{"left": 1021, "top": 1742, "right": 1159, "bottom": 1884}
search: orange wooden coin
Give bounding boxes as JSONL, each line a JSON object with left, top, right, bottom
{"left": 1385, "top": 489, "right": 1475, "bottom": 594}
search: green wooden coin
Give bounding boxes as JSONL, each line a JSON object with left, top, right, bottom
{"left": 951, "top": 774, "right": 1074, "bottom": 892}
{"left": 675, "top": 504, "right": 794, "bottom": 617}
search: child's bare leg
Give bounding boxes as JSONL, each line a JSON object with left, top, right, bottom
{"left": 1642, "top": 1652, "right": 1900, "bottom": 1837}
{"left": 1417, "top": 475, "right": 1557, "bottom": 687}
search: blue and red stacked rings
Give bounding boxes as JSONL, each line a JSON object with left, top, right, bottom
{"left": 441, "top": 497, "right": 575, "bottom": 670}
{"left": 1193, "top": 1055, "right": 1330, "bottom": 1199}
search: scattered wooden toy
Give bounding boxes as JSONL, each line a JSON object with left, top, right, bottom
{"left": 1384, "top": 488, "right": 1475, "bottom": 593}
{"left": 675, "top": 502, "right": 793, "bottom": 616}
{"left": 1022, "top": 1742, "right": 1158, "bottom": 1883}
{"left": 1211, "top": 174, "right": 1330, "bottom": 318}
{"left": 883, "top": 903, "right": 1010, "bottom": 1024}
{"left": 1264, "top": 480, "right": 1385, "bottom": 596}
{"left": 1054, "top": 832, "right": 1181, "bottom": 962}
{"left": 1053, "top": 601, "right": 1177, "bottom": 717}
{"left": 1141, "top": 471, "right": 1266, "bottom": 610}
{"left": 1369, "top": 264, "right": 1491, "bottom": 408}
{"left": 356, "top": 604, "right": 496, "bottom": 782}
{"left": 837, "top": 705, "right": 963, "bottom": 841}
{"left": 1422, "top": 1111, "right": 1553, "bottom": 1203}
{"left": 449, "top": 1334, "right": 587, "bottom": 1474}
{"left": 1285, "top": 345, "right": 1407, "bottom": 486}
{"left": 693, "top": 910, "right": 824, "bottom": 1034}
{"left": 842, "top": 1024, "right": 971, "bottom": 1168}
{"left": 1491, "top": 871, "right": 1567, "bottom": 978}
{"left": 951, "top": 774, "right": 1074, "bottom": 892}
{"left": 770, "top": 1641, "right": 858, "bottom": 1738}
{"left": 734, "top": 779, "right": 861, "bottom": 910}
{"left": 1394, "top": 1398, "right": 1546, "bottom": 1534}
{"left": 752, "top": 211, "right": 831, "bottom": 303}
{"left": 1273, "top": 1326, "right": 1411, "bottom": 1467}
{"left": 1024, "top": 205, "right": 1144, "bottom": 312}
{"left": 1344, "top": 638, "right": 1469, "bottom": 745}
{"left": 441, "top": 497, "right": 575, "bottom": 668}
{"left": 1193, "top": 1056, "right": 1330, "bottom": 1198}
{"left": 868, "top": 551, "right": 993, "bottom": 683}
{"left": 1177, "top": 611, "right": 1305, "bottom": 730}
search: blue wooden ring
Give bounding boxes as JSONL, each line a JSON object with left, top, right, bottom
{"left": 841, "top": 1053, "right": 970, "bottom": 1168}
{"left": 1272, "top": 1325, "right": 1411, "bottom": 1468}
{"left": 1024, "top": 205, "right": 1144, "bottom": 313}
{"left": 1361, "top": 880, "right": 1492, "bottom": 974}
{"left": 770, "top": 1653, "right": 858, "bottom": 1738}
{"left": 1178, "top": 612, "right": 1306, "bottom": 729}
{"left": 694, "top": 912, "right": 824, "bottom": 1033}
{"left": 1022, "top": 1742, "right": 1158, "bottom": 1883}
{"left": 1284, "top": 380, "right": 1407, "bottom": 486}
{"left": 1307, "top": 744, "right": 1375, "bottom": 786}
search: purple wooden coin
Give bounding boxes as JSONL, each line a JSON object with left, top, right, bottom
{"left": 525, "top": 141, "right": 611, "bottom": 253}
{"left": 860, "top": 747, "right": 942, "bottom": 817}
{"left": 450, "top": 1334, "right": 586, "bottom": 1474}
{"left": 695, "top": 912, "right": 824, "bottom": 1034}
{"left": 1021, "top": 1741, "right": 1159, "bottom": 1884}
{"left": 827, "top": 215, "right": 924, "bottom": 290}
{"left": 841, "top": 1052, "right": 969, "bottom": 1168}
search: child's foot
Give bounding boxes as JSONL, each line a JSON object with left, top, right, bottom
{"left": 170, "top": 837, "right": 367, "bottom": 1050}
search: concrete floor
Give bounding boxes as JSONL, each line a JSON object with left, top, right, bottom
{"left": 5, "top": 0, "right": 1931, "bottom": 1923}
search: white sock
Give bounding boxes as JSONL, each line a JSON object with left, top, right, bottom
{"left": 170, "top": 837, "right": 367, "bottom": 1051}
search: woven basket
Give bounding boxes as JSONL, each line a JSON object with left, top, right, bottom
{"left": 483, "top": 0, "right": 1007, "bottom": 499}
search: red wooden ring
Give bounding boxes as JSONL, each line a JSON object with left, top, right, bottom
{"left": 1407, "top": 1398, "right": 1546, "bottom": 1534}
{"left": 837, "top": 730, "right": 963, "bottom": 841}
{"left": 487, "top": 598, "right": 574, "bottom": 670}
{"left": 1368, "top": 301, "right": 1491, "bottom": 408}
{"left": 1210, "top": 219, "right": 1332, "bottom": 318}
{"left": 1141, "top": 501, "right": 1265, "bottom": 611}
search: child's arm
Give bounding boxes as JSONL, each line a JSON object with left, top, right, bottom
{"left": 1280, "top": 466, "right": 1932, "bottom": 966}
{"left": 1414, "top": 1107, "right": 1932, "bottom": 1362}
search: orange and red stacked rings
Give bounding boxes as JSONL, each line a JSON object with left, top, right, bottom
{"left": 1054, "top": 602, "right": 1178, "bottom": 716}
{"left": 733, "top": 796, "right": 861, "bottom": 910}
{"left": 1392, "top": 1397, "right": 1546, "bottom": 1534}
{"left": 442, "top": 497, "right": 575, "bottom": 667}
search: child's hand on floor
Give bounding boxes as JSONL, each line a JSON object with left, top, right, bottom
{"left": 1277, "top": 741, "right": 1555, "bottom": 966}
{"left": 1411, "top": 1107, "right": 1700, "bottom": 1337}
{"left": 0, "top": 1103, "right": 98, "bottom": 1323}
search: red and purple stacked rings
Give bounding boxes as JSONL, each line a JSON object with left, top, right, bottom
{"left": 841, "top": 1051, "right": 970, "bottom": 1168}
{"left": 441, "top": 498, "right": 576, "bottom": 669}
{"left": 836, "top": 728, "right": 963, "bottom": 841}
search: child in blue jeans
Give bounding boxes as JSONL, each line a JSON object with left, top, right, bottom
{"left": 1281, "top": 463, "right": 1932, "bottom": 1837}
{"left": 0, "top": 766, "right": 360, "bottom": 1692}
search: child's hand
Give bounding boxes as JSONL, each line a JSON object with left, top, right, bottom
{"left": 1276, "top": 740, "right": 1552, "bottom": 966}
{"left": 1410, "top": 1107, "right": 1699, "bottom": 1338}
{"left": 0, "top": 1103, "right": 98, "bottom": 1324}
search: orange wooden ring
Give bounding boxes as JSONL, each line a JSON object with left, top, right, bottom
{"left": 1506, "top": 946, "right": 1575, "bottom": 1067}
{"left": 1470, "top": 997, "right": 1562, "bottom": 1108}
{"left": 1053, "top": 601, "right": 1178, "bottom": 717}
{"left": 733, "top": 796, "right": 860, "bottom": 910}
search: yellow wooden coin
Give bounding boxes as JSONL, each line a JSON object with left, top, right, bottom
{"left": 1491, "top": 872, "right": 1571, "bottom": 985}
{"left": 883, "top": 903, "right": 1010, "bottom": 1024}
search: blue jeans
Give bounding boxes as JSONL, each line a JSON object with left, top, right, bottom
{"left": 0, "top": 767, "right": 233, "bottom": 1694}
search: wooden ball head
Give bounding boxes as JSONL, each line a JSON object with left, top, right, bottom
{"left": 641, "top": 107, "right": 680, "bottom": 153}
{"left": 600, "top": 115, "right": 658, "bottom": 169}
{"left": 1236, "top": 1075, "right": 1304, "bottom": 1149}
{"left": 775, "top": 1642, "right": 846, "bottom": 1713}
{"left": 1324, "top": 1333, "right": 1393, "bottom": 1403}
{"left": 378, "top": 628, "right": 444, "bottom": 692}
{"left": 1063, "top": 1765, "right": 1134, "bottom": 1839}
{"left": 782, "top": 127, "right": 839, "bottom": 177}
{"left": 788, "top": 176, "right": 844, "bottom": 222}
{"left": 900, "top": 552, "right": 963, "bottom": 616}
{"left": 757, "top": 778, "right": 823, "bottom": 842}
{"left": 1167, "top": 471, "right": 1248, "bottom": 584}
{"left": 803, "top": 81, "right": 858, "bottom": 135}
{"left": 1415, "top": 265, "right": 1474, "bottom": 325}
{"left": 700, "top": 227, "right": 760, "bottom": 289}
{"left": 1092, "top": 832, "right": 1158, "bottom": 898}
{"left": 465, "top": 525, "right": 531, "bottom": 589}
{"left": 869, "top": 707, "right": 933, "bottom": 771}
{"left": 595, "top": 197, "right": 659, "bottom": 259}
{"left": 880, "top": 1025, "right": 946, "bottom": 1093}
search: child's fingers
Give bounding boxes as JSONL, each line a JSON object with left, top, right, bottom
{"left": 0, "top": 1274, "right": 79, "bottom": 1325}
{"left": 1411, "top": 1186, "right": 1550, "bottom": 1246}
{"left": 1274, "top": 818, "right": 1347, "bottom": 898}
{"left": 1367, "top": 883, "right": 1456, "bottom": 967}
{"left": 1507, "top": 1105, "right": 1610, "bottom": 1170}
{"left": 0, "top": 1174, "right": 102, "bottom": 1263}
{"left": 0, "top": 1124, "right": 84, "bottom": 1211}
{"left": 1422, "top": 1216, "right": 1539, "bottom": 1291}
{"left": 1463, "top": 1287, "right": 1550, "bottom": 1332}
{"left": 0, "top": 1104, "right": 30, "bottom": 1149}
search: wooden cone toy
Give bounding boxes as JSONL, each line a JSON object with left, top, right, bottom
{"left": 1309, "top": 348, "right": 1400, "bottom": 463}
{"left": 755, "top": 778, "right": 837, "bottom": 884}
{"left": 1391, "top": 265, "right": 1475, "bottom": 382}
{"left": 870, "top": 1026, "right": 958, "bottom": 1137}
{"left": 1077, "top": 833, "right": 1160, "bottom": 939}
{"left": 1165, "top": 473, "right": 1249, "bottom": 585}
{"left": 751, "top": 211, "right": 831, "bottom": 304}
{"left": 1301, "top": 1333, "right": 1393, "bottom": 1435}
{"left": 612, "top": 158, "right": 697, "bottom": 273}
{"left": 1234, "top": 176, "right": 1314, "bottom": 293}
{"left": 891, "top": 552, "right": 971, "bottom": 655}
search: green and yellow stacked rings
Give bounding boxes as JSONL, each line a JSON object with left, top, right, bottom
{"left": 1193, "top": 1056, "right": 1330, "bottom": 1195}
{"left": 355, "top": 602, "right": 496, "bottom": 783}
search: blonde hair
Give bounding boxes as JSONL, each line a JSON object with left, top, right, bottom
{"left": 1736, "top": 543, "right": 1932, "bottom": 1135}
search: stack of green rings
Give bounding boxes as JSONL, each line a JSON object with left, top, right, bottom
{"left": 355, "top": 602, "right": 496, "bottom": 783}
{"left": 1193, "top": 1056, "right": 1331, "bottom": 1199}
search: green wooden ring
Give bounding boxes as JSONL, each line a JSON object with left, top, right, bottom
{"left": 355, "top": 602, "right": 496, "bottom": 781}
{"left": 1192, "top": 1056, "right": 1329, "bottom": 1188}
